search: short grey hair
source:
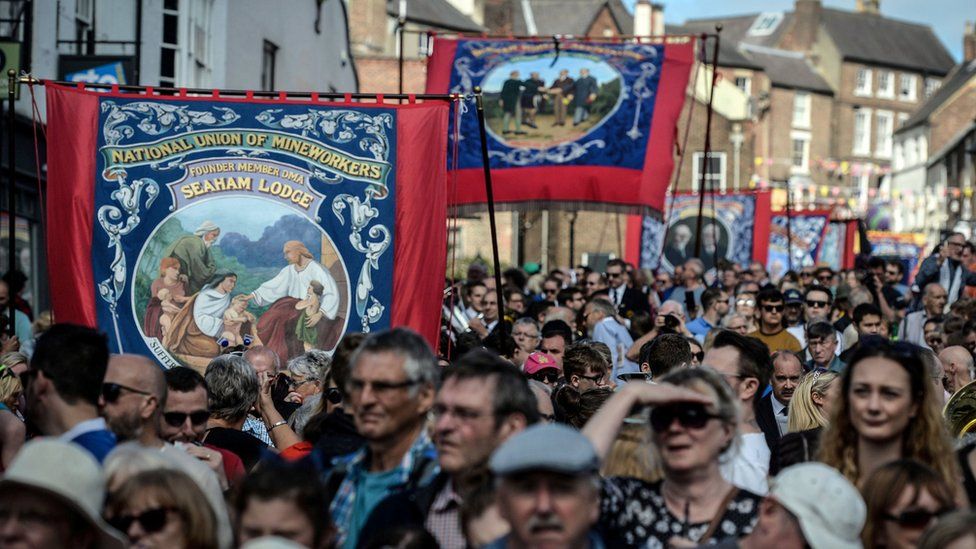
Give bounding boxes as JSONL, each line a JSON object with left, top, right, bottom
{"left": 544, "top": 307, "right": 575, "bottom": 326}
{"left": 204, "top": 354, "right": 259, "bottom": 422}
{"left": 350, "top": 328, "right": 439, "bottom": 392}
{"left": 243, "top": 345, "right": 280, "bottom": 372}
{"left": 587, "top": 297, "right": 616, "bottom": 317}
{"left": 514, "top": 317, "right": 540, "bottom": 335}
{"left": 288, "top": 351, "right": 330, "bottom": 383}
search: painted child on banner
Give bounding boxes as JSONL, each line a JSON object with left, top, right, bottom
{"left": 221, "top": 294, "right": 257, "bottom": 347}
{"left": 295, "top": 281, "right": 324, "bottom": 352}
{"left": 249, "top": 240, "right": 342, "bottom": 360}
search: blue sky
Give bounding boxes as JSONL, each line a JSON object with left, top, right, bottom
{"left": 621, "top": 0, "right": 969, "bottom": 61}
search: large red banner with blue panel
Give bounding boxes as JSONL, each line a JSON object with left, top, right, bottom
{"left": 426, "top": 37, "right": 695, "bottom": 212}
{"left": 45, "top": 84, "right": 448, "bottom": 367}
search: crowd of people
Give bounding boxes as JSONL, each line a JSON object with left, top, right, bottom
{"left": 2, "top": 235, "right": 976, "bottom": 548}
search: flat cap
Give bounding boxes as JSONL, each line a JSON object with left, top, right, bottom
{"left": 490, "top": 423, "right": 599, "bottom": 476}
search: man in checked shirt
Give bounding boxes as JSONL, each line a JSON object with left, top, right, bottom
{"left": 360, "top": 349, "right": 540, "bottom": 548}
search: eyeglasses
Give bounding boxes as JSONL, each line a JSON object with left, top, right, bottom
{"left": 101, "top": 382, "right": 153, "bottom": 404}
{"left": 109, "top": 507, "right": 174, "bottom": 535}
{"left": 736, "top": 299, "right": 755, "bottom": 307}
{"left": 805, "top": 300, "right": 830, "bottom": 308}
{"left": 947, "top": 241, "right": 965, "bottom": 248}
{"left": 883, "top": 508, "right": 951, "bottom": 529}
{"left": 800, "top": 272, "right": 814, "bottom": 278}
{"left": 817, "top": 275, "right": 833, "bottom": 283}
{"left": 579, "top": 372, "right": 606, "bottom": 385}
{"left": 281, "top": 374, "right": 316, "bottom": 390}
{"left": 692, "top": 351, "right": 704, "bottom": 362}
{"left": 530, "top": 370, "right": 561, "bottom": 384}
{"left": 762, "top": 304, "right": 785, "bottom": 313}
{"left": 606, "top": 272, "right": 621, "bottom": 278}
{"left": 348, "top": 378, "right": 420, "bottom": 395}
{"left": 650, "top": 404, "right": 721, "bottom": 432}
{"left": 162, "top": 410, "right": 210, "bottom": 428}
{"left": 544, "top": 288, "right": 559, "bottom": 294}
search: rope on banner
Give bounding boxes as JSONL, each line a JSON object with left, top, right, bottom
{"left": 657, "top": 34, "right": 705, "bottom": 270}
{"left": 444, "top": 97, "right": 464, "bottom": 360}
{"left": 26, "top": 79, "right": 47, "bottom": 243}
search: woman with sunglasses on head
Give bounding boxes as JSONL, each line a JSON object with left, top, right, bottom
{"left": 106, "top": 468, "right": 219, "bottom": 549}
{"left": 818, "top": 339, "right": 959, "bottom": 489}
{"left": 584, "top": 367, "right": 762, "bottom": 547}
{"left": 770, "top": 369, "right": 839, "bottom": 474}
{"left": 861, "top": 459, "right": 957, "bottom": 549}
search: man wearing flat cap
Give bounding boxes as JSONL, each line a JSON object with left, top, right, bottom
{"left": 165, "top": 220, "right": 220, "bottom": 295}
{"left": 485, "top": 423, "right": 605, "bottom": 549}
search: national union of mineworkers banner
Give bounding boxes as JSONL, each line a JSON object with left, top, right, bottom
{"left": 766, "top": 210, "right": 831, "bottom": 281}
{"left": 426, "top": 37, "right": 695, "bottom": 212}
{"left": 638, "top": 192, "right": 772, "bottom": 273}
{"left": 46, "top": 84, "right": 448, "bottom": 368}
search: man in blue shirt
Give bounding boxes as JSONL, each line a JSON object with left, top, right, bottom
{"left": 583, "top": 298, "right": 638, "bottom": 381}
{"left": 329, "top": 328, "right": 440, "bottom": 549}
{"left": 23, "top": 324, "right": 116, "bottom": 462}
{"left": 687, "top": 287, "right": 729, "bottom": 342}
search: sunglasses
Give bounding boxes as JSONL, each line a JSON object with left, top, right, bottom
{"left": 530, "top": 370, "right": 560, "bottom": 384}
{"left": 762, "top": 304, "right": 785, "bottom": 312}
{"left": 692, "top": 351, "right": 704, "bottom": 362}
{"left": 162, "top": 410, "right": 210, "bottom": 428}
{"left": 800, "top": 272, "right": 814, "bottom": 278}
{"left": 883, "top": 508, "right": 951, "bottom": 529}
{"left": 325, "top": 387, "right": 343, "bottom": 405}
{"left": 650, "top": 404, "right": 721, "bottom": 432}
{"left": 579, "top": 372, "right": 606, "bottom": 385}
{"left": 109, "top": 507, "right": 174, "bottom": 534}
{"left": 606, "top": 272, "right": 621, "bottom": 278}
{"left": 101, "top": 382, "right": 152, "bottom": 404}
{"left": 805, "top": 300, "right": 830, "bottom": 308}
{"left": 736, "top": 299, "right": 756, "bottom": 307}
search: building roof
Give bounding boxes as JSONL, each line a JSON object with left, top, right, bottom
{"left": 512, "top": 0, "right": 633, "bottom": 36}
{"left": 666, "top": 23, "right": 763, "bottom": 70}
{"left": 387, "top": 0, "right": 483, "bottom": 33}
{"left": 819, "top": 8, "right": 954, "bottom": 75}
{"left": 740, "top": 44, "right": 833, "bottom": 94}
{"left": 898, "top": 59, "right": 976, "bottom": 134}
{"left": 684, "top": 7, "right": 954, "bottom": 76}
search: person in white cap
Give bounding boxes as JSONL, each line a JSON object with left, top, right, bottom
{"left": 702, "top": 462, "right": 866, "bottom": 549}
{"left": 0, "top": 438, "right": 127, "bottom": 548}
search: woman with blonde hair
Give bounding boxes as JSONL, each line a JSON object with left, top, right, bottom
{"left": 818, "top": 339, "right": 959, "bottom": 488}
{"left": 772, "top": 369, "right": 839, "bottom": 474}
{"left": 105, "top": 468, "right": 219, "bottom": 549}
{"left": 0, "top": 361, "right": 23, "bottom": 470}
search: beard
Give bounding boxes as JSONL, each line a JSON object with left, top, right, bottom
{"left": 105, "top": 411, "right": 143, "bottom": 442}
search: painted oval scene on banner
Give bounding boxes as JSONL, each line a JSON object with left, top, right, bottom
{"left": 481, "top": 54, "right": 623, "bottom": 149}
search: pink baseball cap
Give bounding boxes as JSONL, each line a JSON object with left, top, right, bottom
{"left": 523, "top": 351, "right": 561, "bottom": 375}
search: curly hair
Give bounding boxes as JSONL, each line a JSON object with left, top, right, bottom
{"left": 817, "top": 340, "right": 958, "bottom": 487}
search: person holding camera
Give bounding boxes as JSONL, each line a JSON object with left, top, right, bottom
{"left": 914, "top": 233, "right": 976, "bottom": 312}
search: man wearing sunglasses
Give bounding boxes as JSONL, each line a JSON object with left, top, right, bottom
{"left": 563, "top": 344, "right": 609, "bottom": 392}
{"left": 161, "top": 367, "right": 246, "bottom": 486}
{"left": 748, "top": 289, "right": 802, "bottom": 354}
{"left": 605, "top": 259, "right": 650, "bottom": 319}
{"left": 788, "top": 285, "right": 845, "bottom": 357}
{"left": 100, "top": 354, "right": 234, "bottom": 547}
{"left": 23, "top": 324, "right": 116, "bottom": 463}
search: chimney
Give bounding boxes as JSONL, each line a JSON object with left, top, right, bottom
{"left": 855, "top": 0, "right": 880, "bottom": 14}
{"left": 965, "top": 21, "right": 976, "bottom": 62}
{"left": 786, "top": 0, "right": 821, "bottom": 51}
{"left": 484, "top": 0, "right": 515, "bottom": 34}
{"left": 634, "top": 0, "right": 652, "bottom": 37}
{"left": 652, "top": 3, "right": 665, "bottom": 36}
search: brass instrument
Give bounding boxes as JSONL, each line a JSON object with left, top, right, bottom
{"left": 943, "top": 380, "right": 976, "bottom": 438}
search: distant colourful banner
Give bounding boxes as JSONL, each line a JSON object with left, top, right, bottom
{"left": 426, "top": 36, "right": 695, "bottom": 212}
{"left": 867, "top": 231, "right": 928, "bottom": 279}
{"left": 766, "top": 210, "right": 831, "bottom": 280}
{"left": 639, "top": 192, "right": 772, "bottom": 272}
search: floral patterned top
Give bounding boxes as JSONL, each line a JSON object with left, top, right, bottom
{"left": 598, "top": 477, "right": 761, "bottom": 548}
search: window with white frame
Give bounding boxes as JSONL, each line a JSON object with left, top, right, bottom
{"left": 792, "top": 92, "right": 811, "bottom": 129}
{"left": 899, "top": 74, "right": 917, "bottom": 102}
{"left": 747, "top": 12, "right": 784, "bottom": 36}
{"left": 855, "top": 68, "right": 872, "bottom": 96}
{"left": 791, "top": 131, "right": 811, "bottom": 174}
{"left": 853, "top": 108, "right": 872, "bottom": 156}
{"left": 186, "top": 0, "right": 214, "bottom": 87}
{"left": 924, "top": 77, "right": 940, "bottom": 98}
{"left": 734, "top": 76, "right": 752, "bottom": 96}
{"left": 160, "top": 0, "right": 179, "bottom": 87}
{"left": 877, "top": 71, "right": 894, "bottom": 98}
{"left": 875, "top": 110, "right": 893, "bottom": 158}
{"left": 692, "top": 152, "right": 727, "bottom": 193}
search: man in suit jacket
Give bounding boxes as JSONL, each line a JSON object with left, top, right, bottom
{"left": 757, "top": 351, "right": 804, "bottom": 459}
{"left": 571, "top": 68, "right": 599, "bottom": 125}
{"left": 604, "top": 259, "right": 650, "bottom": 319}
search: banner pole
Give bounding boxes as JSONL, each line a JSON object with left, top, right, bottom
{"left": 786, "top": 180, "right": 794, "bottom": 273}
{"left": 473, "top": 87, "right": 506, "bottom": 316}
{"left": 397, "top": 16, "right": 406, "bottom": 97}
{"left": 694, "top": 26, "right": 721, "bottom": 260}
{"left": 6, "top": 69, "right": 14, "bottom": 336}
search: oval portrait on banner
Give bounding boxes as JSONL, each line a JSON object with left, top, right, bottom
{"left": 133, "top": 195, "right": 351, "bottom": 371}
{"left": 662, "top": 210, "right": 732, "bottom": 274}
{"left": 481, "top": 54, "right": 623, "bottom": 149}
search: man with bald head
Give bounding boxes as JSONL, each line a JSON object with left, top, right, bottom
{"left": 938, "top": 346, "right": 974, "bottom": 395}
{"left": 900, "top": 283, "right": 947, "bottom": 346}
{"left": 100, "top": 355, "right": 234, "bottom": 545}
